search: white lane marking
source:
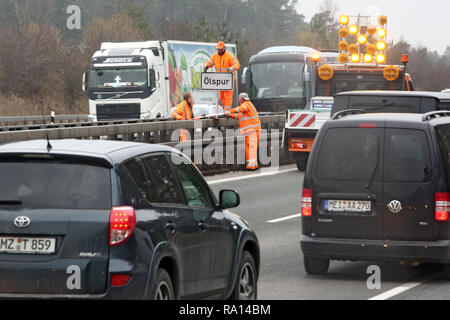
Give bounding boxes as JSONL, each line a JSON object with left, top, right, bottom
{"left": 368, "top": 275, "right": 438, "bottom": 300}
{"left": 207, "top": 168, "right": 298, "bottom": 185}
{"left": 267, "top": 213, "right": 301, "bottom": 223}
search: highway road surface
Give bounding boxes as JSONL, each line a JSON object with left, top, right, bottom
{"left": 206, "top": 165, "right": 450, "bottom": 300}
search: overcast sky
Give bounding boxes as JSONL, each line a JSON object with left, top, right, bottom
{"left": 296, "top": 0, "right": 450, "bottom": 55}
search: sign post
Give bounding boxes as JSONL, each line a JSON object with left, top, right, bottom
{"left": 201, "top": 72, "right": 233, "bottom": 117}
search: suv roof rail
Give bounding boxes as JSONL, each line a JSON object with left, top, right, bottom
{"left": 331, "top": 109, "right": 367, "bottom": 120}
{"left": 422, "top": 110, "right": 450, "bottom": 122}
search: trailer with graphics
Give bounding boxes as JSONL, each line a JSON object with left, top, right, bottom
{"left": 83, "top": 40, "right": 238, "bottom": 121}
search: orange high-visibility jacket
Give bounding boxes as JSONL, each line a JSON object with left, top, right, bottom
{"left": 171, "top": 100, "right": 193, "bottom": 120}
{"left": 228, "top": 100, "right": 261, "bottom": 134}
{"left": 204, "top": 50, "right": 240, "bottom": 74}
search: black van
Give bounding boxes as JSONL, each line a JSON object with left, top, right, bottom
{"left": 332, "top": 91, "right": 450, "bottom": 116}
{"left": 300, "top": 110, "right": 450, "bottom": 275}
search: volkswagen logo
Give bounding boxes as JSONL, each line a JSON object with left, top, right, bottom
{"left": 14, "top": 216, "right": 31, "bottom": 228}
{"left": 387, "top": 200, "right": 403, "bottom": 214}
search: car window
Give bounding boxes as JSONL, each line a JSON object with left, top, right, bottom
{"left": 0, "top": 160, "right": 111, "bottom": 209}
{"left": 384, "top": 129, "right": 430, "bottom": 183}
{"left": 315, "top": 128, "right": 381, "bottom": 181}
{"left": 169, "top": 155, "right": 214, "bottom": 209}
{"left": 141, "top": 155, "right": 185, "bottom": 205}
{"left": 123, "top": 158, "right": 151, "bottom": 202}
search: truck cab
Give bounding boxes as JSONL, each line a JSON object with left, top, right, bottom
{"left": 84, "top": 41, "right": 170, "bottom": 121}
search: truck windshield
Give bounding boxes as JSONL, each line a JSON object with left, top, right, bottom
{"left": 91, "top": 68, "right": 148, "bottom": 88}
{"left": 248, "top": 62, "right": 305, "bottom": 100}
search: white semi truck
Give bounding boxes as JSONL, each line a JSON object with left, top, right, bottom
{"left": 82, "top": 40, "right": 238, "bottom": 121}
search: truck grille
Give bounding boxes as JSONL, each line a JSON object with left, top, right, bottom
{"left": 96, "top": 104, "right": 140, "bottom": 121}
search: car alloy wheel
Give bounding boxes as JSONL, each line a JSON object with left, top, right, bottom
{"left": 155, "top": 281, "right": 172, "bottom": 300}
{"left": 153, "top": 269, "right": 174, "bottom": 300}
{"left": 239, "top": 262, "right": 256, "bottom": 300}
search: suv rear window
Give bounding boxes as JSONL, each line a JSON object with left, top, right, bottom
{"left": 315, "top": 128, "right": 380, "bottom": 181}
{"left": 0, "top": 158, "right": 111, "bottom": 209}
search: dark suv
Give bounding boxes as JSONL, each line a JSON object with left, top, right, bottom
{"left": 332, "top": 90, "right": 450, "bottom": 116}
{"left": 0, "top": 139, "right": 259, "bottom": 299}
{"left": 301, "top": 111, "right": 450, "bottom": 275}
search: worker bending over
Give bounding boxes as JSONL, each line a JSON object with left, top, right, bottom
{"left": 171, "top": 92, "right": 194, "bottom": 141}
{"left": 226, "top": 92, "right": 261, "bottom": 171}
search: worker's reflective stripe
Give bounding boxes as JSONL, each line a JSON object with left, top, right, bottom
{"left": 240, "top": 124, "right": 261, "bottom": 132}
{"left": 241, "top": 115, "right": 258, "bottom": 120}
{"left": 226, "top": 50, "right": 239, "bottom": 66}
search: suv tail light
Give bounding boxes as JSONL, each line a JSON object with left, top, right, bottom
{"left": 435, "top": 193, "right": 450, "bottom": 221}
{"left": 109, "top": 206, "right": 136, "bottom": 246}
{"left": 301, "top": 188, "right": 313, "bottom": 217}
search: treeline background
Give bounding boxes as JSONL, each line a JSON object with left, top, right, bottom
{"left": 0, "top": 0, "right": 449, "bottom": 116}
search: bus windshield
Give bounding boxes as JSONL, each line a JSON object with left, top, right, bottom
{"left": 247, "top": 61, "right": 305, "bottom": 100}
{"left": 91, "top": 68, "right": 148, "bottom": 88}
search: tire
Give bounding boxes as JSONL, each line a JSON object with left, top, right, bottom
{"left": 304, "top": 256, "right": 329, "bottom": 275}
{"left": 230, "top": 251, "right": 258, "bottom": 300}
{"left": 296, "top": 153, "right": 309, "bottom": 171}
{"left": 151, "top": 268, "right": 175, "bottom": 300}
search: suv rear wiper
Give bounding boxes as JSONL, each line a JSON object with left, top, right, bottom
{"left": 354, "top": 103, "right": 414, "bottom": 111}
{"left": 0, "top": 199, "right": 22, "bottom": 205}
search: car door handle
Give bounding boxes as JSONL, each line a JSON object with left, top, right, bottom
{"left": 197, "top": 221, "right": 207, "bottom": 231}
{"left": 165, "top": 222, "right": 176, "bottom": 233}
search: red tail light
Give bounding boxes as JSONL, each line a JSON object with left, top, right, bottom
{"left": 435, "top": 192, "right": 450, "bottom": 221}
{"left": 109, "top": 206, "right": 136, "bottom": 246}
{"left": 301, "top": 188, "right": 313, "bottom": 217}
{"left": 111, "top": 274, "right": 131, "bottom": 287}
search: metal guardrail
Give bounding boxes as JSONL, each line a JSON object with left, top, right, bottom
{"left": 0, "top": 114, "right": 91, "bottom": 127}
{"left": 0, "top": 115, "right": 291, "bottom": 174}
{"left": 0, "top": 115, "right": 285, "bottom": 144}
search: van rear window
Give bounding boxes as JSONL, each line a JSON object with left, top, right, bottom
{"left": 435, "top": 124, "right": 450, "bottom": 189}
{"left": 315, "top": 128, "right": 381, "bottom": 181}
{"left": 384, "top": 129, "right": 430, "bottom": 183}
{"left": 0, "top": 160, "right": 111, "bottom": 209}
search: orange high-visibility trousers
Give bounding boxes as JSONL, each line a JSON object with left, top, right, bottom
{"left": 180, "top": 129, "right": 189, "bottom": 142}
{"left": 245, "top": 129, "right": 260, "bottom": 170}
{"left": 220, "top": 90, "right": 234, "bottom": 108}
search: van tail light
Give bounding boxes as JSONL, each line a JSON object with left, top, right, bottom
{"left": 109, "top": 206, "right": 136, "bottom": 246}
{"left": 301, "top": 188, "right": 313, "bottom": 217}
{"left": 435, "top": 192, "right": 450, "bottom": 221}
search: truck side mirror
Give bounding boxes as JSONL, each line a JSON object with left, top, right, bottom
{"left": 241, "top": 67, "right": 248, "bottom": 85}
{"left": 149, "top": 69, "right": 156, "bottom": 91}
{"left": 82, "top": 71, "right": 89, "bottom": 94}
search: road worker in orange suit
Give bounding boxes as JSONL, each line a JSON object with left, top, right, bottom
{"left": 203, "top": 41, "right": 240, "bottom": 108}
{"left": 171, "top": 92, "right": 193, "bottom": 141}
{"left": 226, "top": 92, "right": 261, "bottom": 171}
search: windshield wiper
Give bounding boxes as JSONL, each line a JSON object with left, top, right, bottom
{"left": 0, "top": 199, "right": 22, "bottom": 205}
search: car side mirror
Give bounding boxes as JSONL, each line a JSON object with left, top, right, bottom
{"left": 220, "top": 190, "right": 240, "bottom": 209}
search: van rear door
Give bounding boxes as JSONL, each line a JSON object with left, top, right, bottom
{"left": 309, "top": 124, "right": 385, "bottom": 240}
{"left": 381, "top": 127, "right": 437, "bottom": 241}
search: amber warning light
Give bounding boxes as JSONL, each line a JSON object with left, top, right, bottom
{"left": 401, "top": 54, "right": 409, "bottom": 63}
